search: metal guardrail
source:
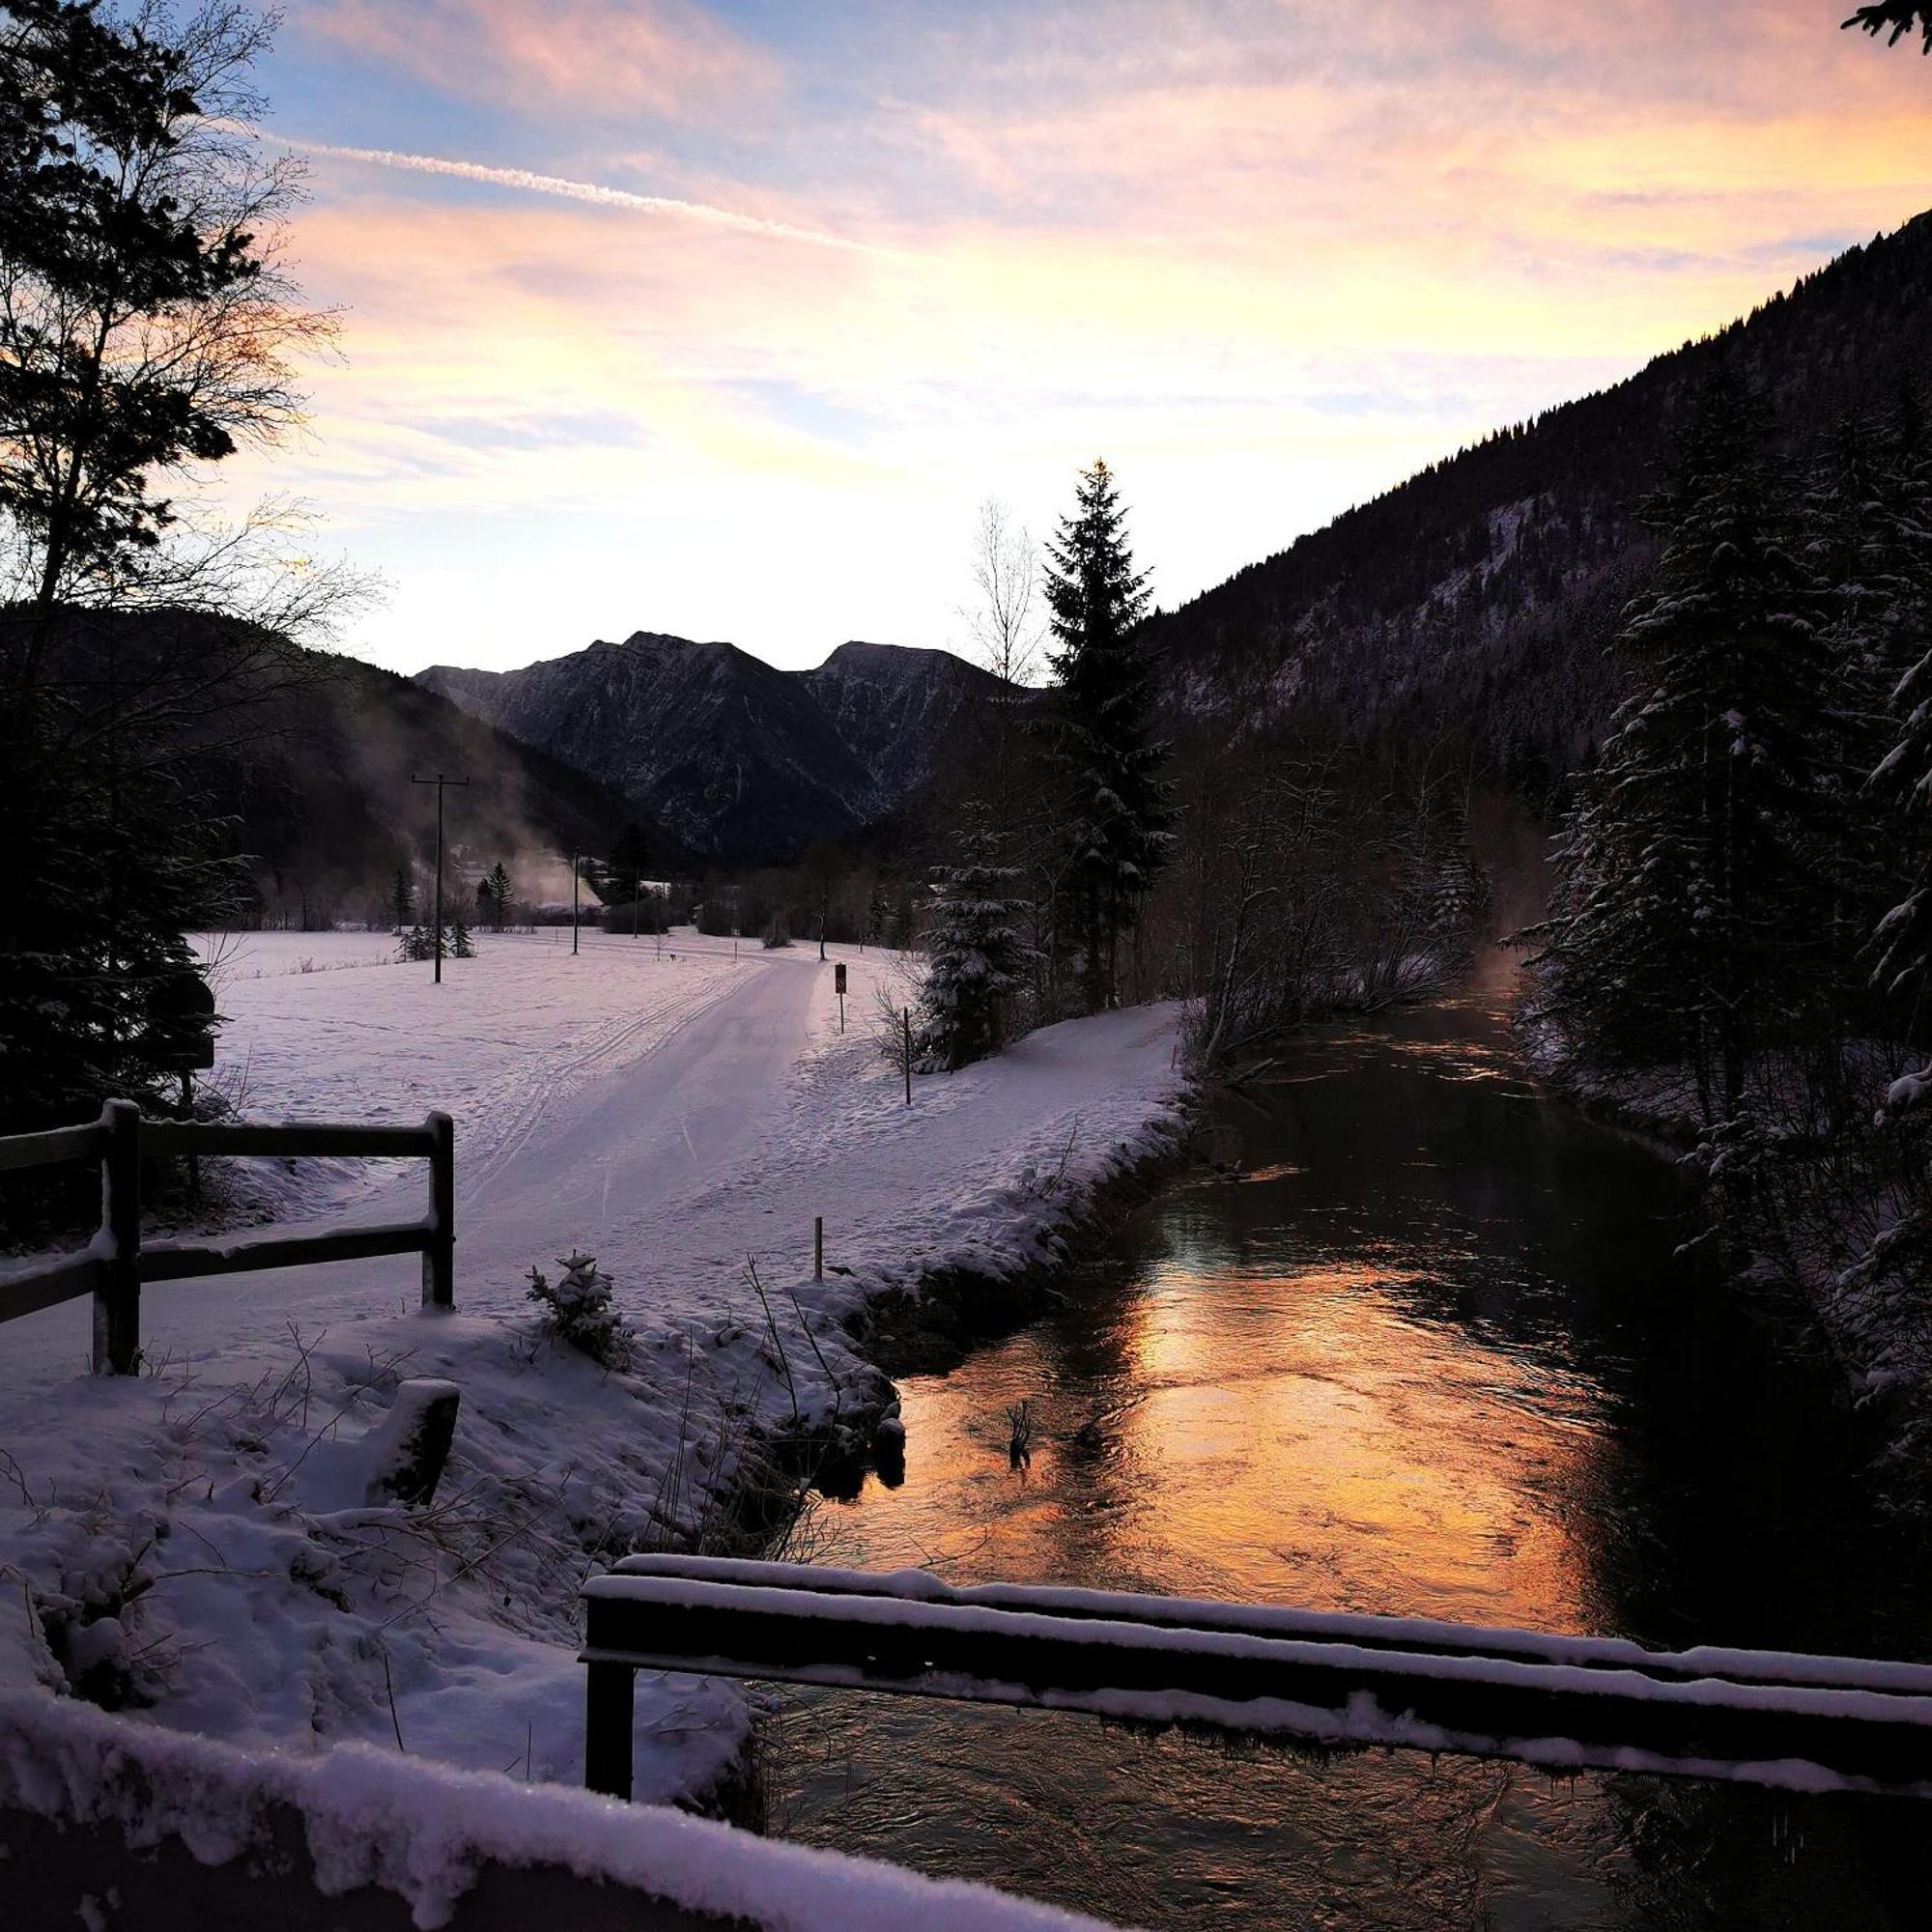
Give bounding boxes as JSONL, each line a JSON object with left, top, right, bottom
{"left": 580, "top": 1555, "right": 1932, "bottom": 1802}
{"left": 0, "top": 1101, "right": 454, "bottom": 1372}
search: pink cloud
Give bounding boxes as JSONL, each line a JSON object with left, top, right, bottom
{"left": 303, "top": 0, "right": 779, "bottom": 119}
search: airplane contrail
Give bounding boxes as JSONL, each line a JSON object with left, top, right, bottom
{"left": 266, "top": 131, "right": 901, "bottom": 259}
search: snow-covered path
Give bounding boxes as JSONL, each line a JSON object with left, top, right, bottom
{"left": 462, "top": 940, "right": 821, "bottom": 1300}
{"left": 7, "top": 929, "right": 1182, "bottom": 1375}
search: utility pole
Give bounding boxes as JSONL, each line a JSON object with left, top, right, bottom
{"left": 572, "top": 854, "right": 582, "bottom": 956}
{"left": 411, "top": 773, "right": 469, "bottom": 983}
{"left": 633, "top": 871, "right": 641, "bottom": 939}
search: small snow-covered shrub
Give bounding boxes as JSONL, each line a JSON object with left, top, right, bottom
{"left": 526, "top": 1251, "right": 632, "bottom": 1366}
{"left": 761, "top": 916, "right": 792, "bottom": 949}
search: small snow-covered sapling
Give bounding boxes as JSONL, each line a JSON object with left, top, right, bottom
{"left": 526, "top": 1252, "right": 632, "bottom": 1367}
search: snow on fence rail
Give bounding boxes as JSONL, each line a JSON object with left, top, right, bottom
{"left": 580, "top": 1556, "right": 1932, "bottom": 1802}
{"left": 0, "top": 1099, "right": 454, "bottom": 1373}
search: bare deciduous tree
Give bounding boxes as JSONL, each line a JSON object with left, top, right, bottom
{"left": 1, "top": 0, "right": 361, "bottom": 679}
{"left": 962, "top": 497, "right": 1044, "bottom": 691}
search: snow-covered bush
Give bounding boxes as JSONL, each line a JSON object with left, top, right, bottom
{"left": 761, "top": 915, "right": 792, "bottom": 949}
{"left": 526, "top": 1252, "right": 631, "bottom": 1366}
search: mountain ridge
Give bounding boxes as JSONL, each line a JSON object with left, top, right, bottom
{"left": 1141, "top": 210, "right": 1932, "bottom": 785}
{"left": 418, "top": 631, "right": 999, "bottom": 862}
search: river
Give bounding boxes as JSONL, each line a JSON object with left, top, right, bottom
{"left": 760, "top": 994, "right": 1932, "bottom": 1928}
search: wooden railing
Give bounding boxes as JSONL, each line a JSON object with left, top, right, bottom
{"left": 0, "top": 1101, "right": 454, "bottom": 1373}
{"left": 580, "top": 1555, "right": 1932, "bottom": 1802}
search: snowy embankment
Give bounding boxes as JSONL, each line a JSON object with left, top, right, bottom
{"left": 0, "top": 930, "right": 1188, "bottom": 1866}
{"left": 1518, "top": 1009, "right": 1932, "bottom": 1446}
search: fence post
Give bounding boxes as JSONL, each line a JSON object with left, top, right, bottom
{"left": 422, "top": 1110, "right": 455, "bottom": 1311}
{"left": 95, "top": 1100, "right": 142, "bottom": 1375}
{"left": 813, "top": 1215, "right": 823, "bottom": 1281}
{"left": 583, "top": 1659, "right": 636, "bottom": 1800}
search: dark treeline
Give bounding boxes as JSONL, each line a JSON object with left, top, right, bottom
{"left": 1520, "top": 370, "right": 1932, "bottom": 1375}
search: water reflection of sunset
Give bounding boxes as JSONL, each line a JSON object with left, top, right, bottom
{"left": 779, "top": 1000, "right": 1918, "bottom": 1928}
{"left": 871, "top": 1250, "right": 1610, "bottom": 1632}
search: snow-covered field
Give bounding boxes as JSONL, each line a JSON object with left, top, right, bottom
{"left": 0, "top": 928, "right": 1188, "bottom": 1875}
{"left": 184, "top": 928, "right": 751, "bottom": 1226}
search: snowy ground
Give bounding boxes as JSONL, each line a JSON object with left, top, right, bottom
{"left": 181, "top": 928, "right": 753, "bottom": 1228}
{"left": 0, "top": 930, "right": 1188, "bottom": 1830}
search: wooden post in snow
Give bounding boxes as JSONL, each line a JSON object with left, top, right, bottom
{"left": 583, "top": 1658, "right": 636, "bottom": 1800}
{"left": 813, "top": 1216, "right": 823, "bottom": 1280}
{"left": 422, "top": 1110, "right": 455, "bottom": 1310}
{"left": 903, "top": 1008, "right": 912, "bottom": 1106}
{"left": 95, "top": 1099, "right": 142, "bottom": 1374}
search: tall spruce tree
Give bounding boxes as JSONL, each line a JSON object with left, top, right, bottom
{"left": 919, "top": 805, "right": 1033, "bottom": 1071}
{"left": 483, "top": 861, "right": 513, "bottom": 932}
{"left": 1533, "top": 374, "right": 1845, "bottom": 1124}
{"left": 1801, "top": 405, "right": 1932, "bottom": 1056}
{"left": 1841, "top": 396, "right": 1932, "bottom": 1323}
{"left": 1849, "top": 406, "right": 1932, "bottom": 1031}
{"left": 1041, "top": 459, "right": 1174, "bottom": 1012}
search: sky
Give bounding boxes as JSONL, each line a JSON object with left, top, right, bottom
{"left": 224, "top": 0, "right": 1932, "bottom": 676}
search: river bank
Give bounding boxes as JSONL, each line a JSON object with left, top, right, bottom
{"left": 1518, "top": 1015, "right": 1932, "bottom": 1480}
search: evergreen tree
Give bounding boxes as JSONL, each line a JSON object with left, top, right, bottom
{"left": 1800, "top": 405, "right": 1932, "bottom": 1047}
{"left": 1832, "top": 403, "right": 1932, "bottom": 1030}
{"left": 0, "top": 704, "right": 240, "bottom": 1131}
{"left": 589, "top": 822, "right": 651, "bottom": 904}
{"left": 390, "top": 867, "right": 414, "bottom": 934}
{"left": 1041, "top": 459, "right": 1174, "bottom": 1011}
{"left": 451, "top": 917, "right": 474, "bottom": 959}
{"left": 1843, "top": 4, "right": 1932, "bottom": 54}
{"left": 485, "top": 862, "right": 513, "bottom": 932}
{"left": 1532, "top": 375, "right": 1845, "bottom": 1123}
{"left": 919, "top": 806, "right": 1034, "bottom": 1071}
{"left": 1428, "top": 795, "right": 1492, "bottom": 943}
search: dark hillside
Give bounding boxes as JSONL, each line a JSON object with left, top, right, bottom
{"left": 25, "top": 609, "right": 675, "bottom": 925}
{"left": 1144, "top": 211, "right": 1932, "bottom": 785}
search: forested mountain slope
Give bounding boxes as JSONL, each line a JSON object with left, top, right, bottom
{"left": 27, "top": 609, "right": 663, "bottom": 925}
{"left": 1143, "top": 212, "right": 1932, "bottom": 790}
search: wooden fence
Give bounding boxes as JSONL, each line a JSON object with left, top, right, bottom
{"left": 580, "top": 1554, "right": 1932, "bottom": 1802}
{"left": 0, "top": 1101, "right": 454, "bottom": 1373}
